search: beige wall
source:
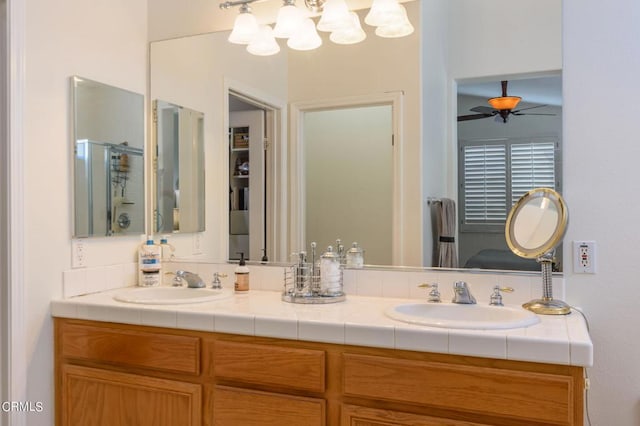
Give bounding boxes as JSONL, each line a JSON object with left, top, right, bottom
{"left": 304, "top": 105, "right": 393, "bottom": 265}
{"left": 12, "top": 0, "right": 640, "bottom": 424}
{"left": 150, "top": 31, "right": 289, "bottom": 261}
{"left": 288, "top": 2, "right": 422, "bottom": 266}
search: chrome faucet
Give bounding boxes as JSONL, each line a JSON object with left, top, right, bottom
{"left": 175, "top": 270, "right": 206, "bottom": 288}
{"left": 452, "top": 281, "right": 476, "bottom": 304}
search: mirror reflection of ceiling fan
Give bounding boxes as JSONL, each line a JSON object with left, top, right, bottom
{"left": 458, "top": 80, "right": 556, "bottom": 123}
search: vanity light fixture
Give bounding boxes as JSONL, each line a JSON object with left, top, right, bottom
{"left": 220, "top": 0, "right": 413, "bottom": 55}
{"left": 330, "top": 12, "right": 367, "bottom": 44}
{"left": 287, "top": 18, "right": 323, "bottom": 50}
{"left": 227, "top": 3, "right": 260, "bottom": 44}
{"left": 374, "top": 4, "right": 413, "bottom": 38}
{"left": 273, "top": 0, "right": 306, "bottom": 38}
{"left": 247, "top": 25, "right": 281, "bottom": 55}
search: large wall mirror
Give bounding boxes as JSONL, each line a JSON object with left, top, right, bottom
{"left": 148, "top": 0, "right": 561, "bottom": 271}
{"left": 154, "top": 100, "right": 205, "bottom": 234}
{"left": 72, "top": 76, "right": 145, "bottom": 237}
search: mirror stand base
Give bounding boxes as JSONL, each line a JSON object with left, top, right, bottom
{"left": 523, "top": 298, "right": 571, "bottom": 315}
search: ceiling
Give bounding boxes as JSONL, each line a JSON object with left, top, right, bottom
{"left": 457, "top": 76, "right": 562, "bottom": 106}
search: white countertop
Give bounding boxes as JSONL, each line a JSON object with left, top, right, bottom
{"left": 51, "top": 287, "right": 593, "bottom": 367}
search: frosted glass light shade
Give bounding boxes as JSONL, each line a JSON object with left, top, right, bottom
{"left": 375, "top": 5, "right": 414, "bottom": 38}
{"left": 488, "top": 96, "right": 521, "bottom": 110}
{"left": 228, "top": 11, "right": 260, "bottom": 44}
{"left": 273, "top": 4, "right": 305, "bottom": 38}
{"left": 247, "top": 25, "right": 281, "bottom": 56}
{"left": 330, "top": 12, "right": 366, "bottom": 45}
{"left": 316, "top": 0, "right": 352, "bottom": 32}
{"left": 365, "top": 0, "right": 403, "bottom": 27}
{"left": 287, "top": 18, "right": 322, "bottom": 50}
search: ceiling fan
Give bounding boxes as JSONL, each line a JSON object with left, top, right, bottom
{"left": 458, "top": 80, "right": 556, "bottom": 123}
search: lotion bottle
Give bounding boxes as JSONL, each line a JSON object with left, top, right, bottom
{"left": 234, "top": 252, "right": 250, "bottom": 292}
{"left": 138, "top": 237, "right": 161, "bottom": 287}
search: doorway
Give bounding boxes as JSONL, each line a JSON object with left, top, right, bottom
{"left": 227, "top": 90, "right": 283, "bottom": 262}
{"left": 290, "top": 92, "right": 403, "bottom": 265}
{"left": 303, "top": 105, "right": 393, "bottom": 265}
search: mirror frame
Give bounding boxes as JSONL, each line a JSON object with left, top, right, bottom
{"left": 505, "top": 187, "right": 568, "bottom": 259}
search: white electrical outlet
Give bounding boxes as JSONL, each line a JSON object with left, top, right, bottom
{"left": 193, "top": 233, "right": 203, "bottom": 255}
{"left": 72, "top": 239, "right": 86, "bottom": 268}
{"left": 573, "top": 241, "right": 596, "bottom": 274}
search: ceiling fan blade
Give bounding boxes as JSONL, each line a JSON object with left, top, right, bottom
{"left": 458, "top": 113, "right": 493, "bottom": 122}
{"left": 470, "top": 106, "right": 496, "bottom": 114}
{"left": 511, "top": 104, "right": 549, "bottom": 113}
{"left": 512, "top": 112, "right": 556, "bottom": 116}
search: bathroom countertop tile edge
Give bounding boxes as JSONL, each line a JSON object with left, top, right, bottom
{"left": 50, "top": 288, "right": 593, "bottom": 367}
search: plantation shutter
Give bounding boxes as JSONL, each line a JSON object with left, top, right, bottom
{"left": 462, "top": 144, "right": 507, "bottom": 223}
{"left": 510, "top": 142, "right": 556, "bottom": 204}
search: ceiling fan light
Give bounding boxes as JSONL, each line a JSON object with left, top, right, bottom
{"left": 488, "top": 96, "right": 522, "bottom": 110}
{"left": 374, "top": 6, "right": 413, "bottom": 38}
{"left": 316, "top": 0, "right": 352, "bottom": 32}
{"left": 273, "top": 2, "right": 306, "bottom": 39}
{"left": 365, "top": 0, "right": 403, "bottom": 27}
{"left": 228, "top": 7, "right": 260, "bottom": 44}
{"left": 247, "top": 25, "right": 281, "bottom": 56}
{"left": 287, "top": 18, "right": 322, "bottom": 50}
{"left": 330, "top": 12, "right": 366, "bottom": 44}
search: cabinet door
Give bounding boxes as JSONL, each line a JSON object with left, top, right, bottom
{"left": 61, "top": 365, "right": 201, "bottom": 426}
{"left": 341, "top": 405, "right": 491, "bottom": 426}
{"left": 213, "top": 385, "right": 325, "bottom": 426}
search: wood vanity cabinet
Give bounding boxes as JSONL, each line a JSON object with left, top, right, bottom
{"left": 55, "top": 318, "right": 585, "bottom": 426}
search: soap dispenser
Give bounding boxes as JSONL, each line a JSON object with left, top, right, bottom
{"left": 234, "top": 252, "right": 250, "bottom": 293}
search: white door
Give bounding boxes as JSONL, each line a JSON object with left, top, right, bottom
{"left": 229, "top": 110, "right": 265, "bottom": 261}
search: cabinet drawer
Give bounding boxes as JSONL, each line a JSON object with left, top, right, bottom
{"left": 341, "top": 404, "right": 491, "bottom": 426}
{"left": 210, "top": 340, "right": 325, "bottom": 392}
{"left": 59, "top": 322, "right": 200, "bottom": 375}
{"left": 213, "top": 385, "right": 325, "bottom": 426}
{"left": 343, "top": 353, "right": 575, "bottom": 425}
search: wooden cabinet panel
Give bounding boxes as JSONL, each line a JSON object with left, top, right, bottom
{"left": 61, "top": 364, "right": 201, "bottom": 426}
{"left": 341, "top": 405, "right": 491, "bottom": 426}
{"left": 212, "top": 385, "right": 325, "bottom": 426}
{"left": 211, "top": 340, "right": 325, "bottom": 392}
{"left": 60, "top": 321, "right": 200, "bottom": 375}
{"left": 343, "top": 353, "right": 575, "bottom": 425}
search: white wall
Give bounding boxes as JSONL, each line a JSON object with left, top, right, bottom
{"left": 22, "top": 0, "right": 147, "bottom": 424}
{"left": 564, "top": 0, "right": 640, "bottom": 423}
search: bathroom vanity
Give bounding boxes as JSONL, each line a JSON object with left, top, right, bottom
{"left": 52, "top": 288, "right": 591, "bottom": 426}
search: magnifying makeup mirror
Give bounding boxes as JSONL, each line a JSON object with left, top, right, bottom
{"left": 505, "top": 188, "right": 570, "bottom": 315}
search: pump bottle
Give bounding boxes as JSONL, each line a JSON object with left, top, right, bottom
{"left": 234, "top": 252, "right": 250, "bottom": 292}
{"left": 138, "top": 237, "right": 161, "bottom": 286}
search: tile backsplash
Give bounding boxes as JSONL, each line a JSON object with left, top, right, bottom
{"left": 63, "top": 261, "right": 564, "bottom": 306}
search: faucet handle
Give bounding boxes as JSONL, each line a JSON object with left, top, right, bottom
{"left": 211, "top": 272, "right": 228, "bottom": 289}
{"left": 172, "top": 275, "right": 184, "bottom": 287}
{"left": 489, "top": 285, "right": 514, "bottom": 306}
{"left": 418, "top": 283, "right": 441, "bottom": 303}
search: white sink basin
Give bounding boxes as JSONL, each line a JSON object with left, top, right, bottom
{"left": 386, "top": 303, "right": 540, "bottom": 330}
{"left": 114, "top": 287, "right": 233, "bottom": 305}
